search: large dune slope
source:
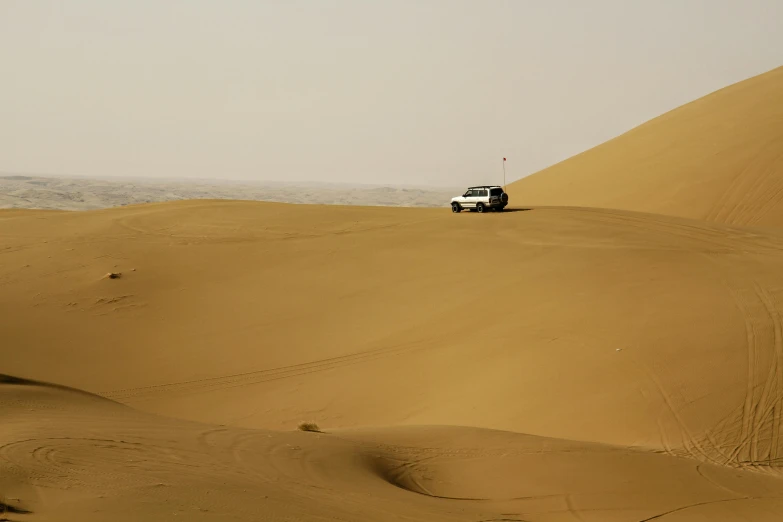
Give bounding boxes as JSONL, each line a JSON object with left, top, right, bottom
{"left": 507, "top": 66, "right": 783, "bottom": 227}
{"left": 5, "top": 200, "right": 783, "bottom": 520}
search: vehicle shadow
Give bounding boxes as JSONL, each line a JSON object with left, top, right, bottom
{"left": 452, "top": 207, "right": 532, "bottom": 214}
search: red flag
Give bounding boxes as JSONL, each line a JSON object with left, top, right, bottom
{"left": 503, "top": 157, "right": 506, "bottom": 161}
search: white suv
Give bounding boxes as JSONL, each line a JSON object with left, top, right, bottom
{"left": 451, "top": 186, "right": 509, "bottom": 213}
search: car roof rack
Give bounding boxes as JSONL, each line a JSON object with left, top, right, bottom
{"left": 468, "top": 185, "right": 503, "bottom": 189}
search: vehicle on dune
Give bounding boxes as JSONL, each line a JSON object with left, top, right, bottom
{"left": 451, "top": 185, "right": 509, "bottom": 213}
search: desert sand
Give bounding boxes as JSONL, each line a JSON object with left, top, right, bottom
{"left": 507, "top": 66, "right": 783, "bottom": 227}
{"left": 4, "top": 66, "right": 783, "bottom": 521}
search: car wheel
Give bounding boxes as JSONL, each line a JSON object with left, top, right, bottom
{"left": 451, "top": 203, "right": 461, "bottom": 213}
{"left": 476, "top": 203, "right": 485, "bottom": 213}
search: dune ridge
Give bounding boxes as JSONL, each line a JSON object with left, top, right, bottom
{"left": 507, "top": 65, "right": 783, "bottom": 227}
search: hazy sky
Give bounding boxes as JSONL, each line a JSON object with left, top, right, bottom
{"left": 1, "top": 1, "right": 781, "bottom": 187}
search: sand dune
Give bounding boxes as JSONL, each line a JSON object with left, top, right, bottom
{"left": 4, "top": 198, "right": 783, "bottom": 519}
{"left": 507, "top": 66, "right": 783, "bottom": 227}
{"left": 5, "top": 68, "right": 783, "bottom": 520}
{"left": 5, "top": 374, "right": 783, "bottom": 521}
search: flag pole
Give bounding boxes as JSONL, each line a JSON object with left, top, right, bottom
{"left": 502, "top": 157, "right": 506, "bottom": 190}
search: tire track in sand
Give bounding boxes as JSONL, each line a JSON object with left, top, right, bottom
{"left": 100, "top": 338, "right": 434, "bottom": 403}
{"left": 721, "top": 285, "right": 760, "bottom": 466}
{"left": 751, "top": 284, "right": 783, "bottom": 467}
{"left": 701, "top": 253, "right": 783, "bottom": 469}
{"left": 559, "top": 207, "right": 783, "bottom": 255}
{"left": 636, "top": 361, "right": 722, "bottom": 466}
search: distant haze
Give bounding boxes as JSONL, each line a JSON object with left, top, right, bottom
{"left": 1, "top": 1, "right": 781, "bottom": 187}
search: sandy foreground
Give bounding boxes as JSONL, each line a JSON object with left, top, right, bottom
{"left": 4, "top": 198, "right": 783, "bottom": 521}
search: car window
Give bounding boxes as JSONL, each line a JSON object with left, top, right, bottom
{"left": 490, "top": 188, "right": 502, "bottom": 196}
{"left": 478, "top": 189, "right": 488, "bottom": 197}
{"left": 466, "top": 189, "right": 476, "bottom": 197}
